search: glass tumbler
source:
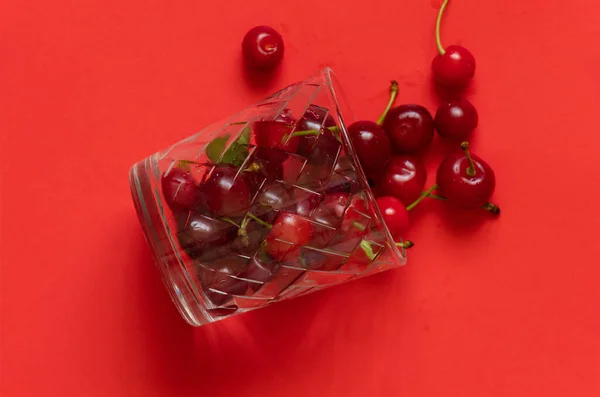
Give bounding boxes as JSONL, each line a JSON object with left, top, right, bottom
{"left": 129, "top": 68, "right": 407, "bottom": 326}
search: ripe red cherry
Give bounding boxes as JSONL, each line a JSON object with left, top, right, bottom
{"left": 242, "top": 26, "right": 284, "bottom": 69}
{"left": 253, "top": 120, "right": 299, "bottom": 175}
{"left": 435, "top": 98, "right": 478, "bottom": 141}
{"left": 436, "top": 142, "right": 497, "bottom": 210}
{"left": 253, "top": 120, "right": 298, "bottom": 153}
{"left": 347, "top": 120, "right": 391, "bottom": 171}
{"left": 200, "top": 165, "right": 251, "bottom": 217}
{"left": 296, "top": 105, "right": 336, "bottom": 158}
{"left": 161, "top": 166, "right": 201, "bottom": 211}
{"left": 375, "top": 196, "right": 409, "bottom": 239}
{"left": 176, "top": 212, "right": 237, "bottom": 261}
{"left": 432, "top": 45, "right": 476, "bottom": 88}
{"left": 432, "top": 1, "right": 475, "bottom": 87}
{"left": 381, "top": 156, "right": 427, "bottom": 206}
{"left": 265, "top": 212, "right": 314, "bottom": 261}
{"left": 383, "top": 105, "right": 434, "bottom": 154}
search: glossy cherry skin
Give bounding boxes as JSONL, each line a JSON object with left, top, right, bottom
{"left": 435, "top": 98, "right": 478, "bottom": 141}
{"left": 436, "top": 151, "right": 496, "bottom": 209}
{"left": 200, "top": 165, "right": 251, "bottom": 218}
{"left": 242, "top": 26, "right": 284, "bottom": 69}
{"left": 383, "top": 105, "right": 434, "bottom": 154}
{"left": 381, "top": 156, "right": 427, "bottom": 206}
{"left": 161, "top": 167, "right": 201, "bottom": 211}
{"left": 253, "top": 120, "right": 299, "bottom": 175}
{"left": 198, "top": 264, "right": 249, "bottom": 306}
{"left": 432, "top": 45, "right": 476, "bottom": 88}
{"left": 375, "top": 196, "right": 409, "bottom": 240}
{"left": 177, "top": 212, "right": 237, "bottom": 260}
{"left": 265, "top": 212, "right": 314, "bottom": 261}
{"left": 347, "top": 120, "right": 391, "bottom": 171}
{"left": 296, "top": 105, "right": 336, "bottom": 158}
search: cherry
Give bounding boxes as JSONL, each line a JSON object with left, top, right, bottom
{"left": 198, "top": 265, "right": 249, "bottom": 306}
{"left": 382, "top": 104, "right": 434, "bottom": 154}
{"left": 242, "top": 26, "right": 284, "bottom": 70}
{"left": 436, "top": 142, "right": 498, "bottom": 211}
{"left": 253, "top": 120, "right": 298, "bottom": 153}
{"left": 305, "top": 131, "right": 341, "bottom": 167}
{"left": 435, "top": 98, "right": 478, "bottom": 141}
{"left": 296, "top": 105, "right": 336, "bottom": 158}
{"left": 294, "top": 190, "right": 322, "bottom": 217}
{"left": 200, "top": 165, "right": 251, "bottom": 218}
{"left": 375, "top": 196, "right": 409, "bottom": 240}
{"left": 244, "top": 256, "right": 275, "bottom": 288}
{"left": 161, "top": 166, "right": 201, "bottom": 211}
{"left": 265, "top": 212, "right": 313, "bottom": 261}
{"left": 380, "top": 156, "right": 427, "bottom": 206}
{"left": 432, "top": 0, "right": 475, "bottom": 87}
{"left": 253, "top": 120, "right": 298, "bottom": 175}
{"left": 177, "top": 212, "right": 237, "bottom": 260}
{"left": 345, "top": 81, "right": 399, "bottom": 172}
{"left": 347, "top": 121, "right": 391, "bottom": 171}
{"left": 256, "top": 182, "right": 295, "bottom": 213}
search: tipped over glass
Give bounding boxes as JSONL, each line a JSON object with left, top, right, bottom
{"left": 129, "top": 68, "right": 407, "bottom": 326}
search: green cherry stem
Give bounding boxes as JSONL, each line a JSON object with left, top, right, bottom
{"left": 395, "top": 241, "right": 415, "bottom": 249}
{"left": 406, "top": 185, "right": 438, "bottom": 211}
{"left": 376, "top": 80, "right": 400, "bottom": 125}
{"left": 426, "top": 193, "right": 501, "bottom": 215}
{"left": 436, "top": 0, "right": 450, "bottom": 55}
{"left": 246, "top": 212, "right": 273, "bottom": 229}
{"left": 220, "top": 217, "right": 240, "bottom": 228}
{"left": 461, "top": 141, "right": 477, "bottom": 177}
{"left": 290, "top": 125, "right": 340, "bottom": 138}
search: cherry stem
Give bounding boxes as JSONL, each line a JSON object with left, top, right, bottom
{"left": 395, "top": 241, "right": 415, "bottom": 249}
{"left": 436, "top": 0, "right": 450, "bottom": 55}
{"left": 290, "top": 125, "right": 340, "bottom": 138}
{"left": 243, "top": 162, "right": 262, "bottom": 173}
{"left": 461, "top": 141, "right": 477, "bottom": 177}
{"left": 376, "top": 80, "right": 399, "bottom": 125}
{"left": 220, "top": 217, "right": 240, "bottom": 228}
{"left": 427, "top": 194, "right": 501, "bottom": 215}
{"left": 482, "top": 202, "right": 501, "bottom": 215}
{"left": 246, "top": 212, "right": 273, "bottom": 229}
{"left": 407, "top": 185, "right": 438, "bottom": 211}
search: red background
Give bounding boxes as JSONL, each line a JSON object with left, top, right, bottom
{"left": 2, "top": 0, "right": 600, "bottom": 395}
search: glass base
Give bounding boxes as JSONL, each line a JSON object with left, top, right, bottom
{"left": 129, "top": 156, "right": 209, "bottom": 326}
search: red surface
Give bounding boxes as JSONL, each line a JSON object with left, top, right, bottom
{"left": 2, "top": 0, "right": 600, "bottom": 395}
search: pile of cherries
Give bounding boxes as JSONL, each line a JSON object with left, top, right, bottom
{"left": 161, "top": 104, "right": 386, "bottom": 313}
{"left": 158, "top": 0, "right": 500, "bottom": 314}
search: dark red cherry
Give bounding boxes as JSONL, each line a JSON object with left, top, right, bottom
{"left": 200, "top": 165, "right": 251, "bottom": 218}
{"left": 296, "top": 105, "right": 336, "bottom": 157}
{"left": 253, "top": 120, "right": 298, "bottom": 153}
{"left": 161, "top": 167, "right": 201, "bottom": 211}
{"left": 198, "top": 265, "right": 249, "bottom": 306}
{"left": 265, "top": 212, "right": 314, "bottom": 261}
{"left": 380, "top": 156, "right": 427, "bottom": 206}
{"left": 177, "top": 212, "right": 237, "bottom": 260}
{"left": 253, "top": 121, "right": 298, "bottom": 175}
{"left": 312, "top": 192, "right": 350, "bottom": 228}
{"left": 242, "top": 26, "right": 284, "bottom": 70}
{"left": 435, "top": 98, "right": 478, "bottom": 141}
{"left": 347, "top": 120, "right": 391, "bottom": 171}
{"left": 383, "top": 105, "right": 434, "bottom": 154}
{"left": 244, "top": 256, "right": 275, "bottom": 288}
{"left": 436, "top": 142, "right": 496, "bottom": 209}
{"left": 256, "top": 182, "right": 295, "bottom": 212}
{"left": 375, "top": 196, "right": 409, "bottom": 240}
{"left": 432, "top": 45, "right": 476, "bottom": 88}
